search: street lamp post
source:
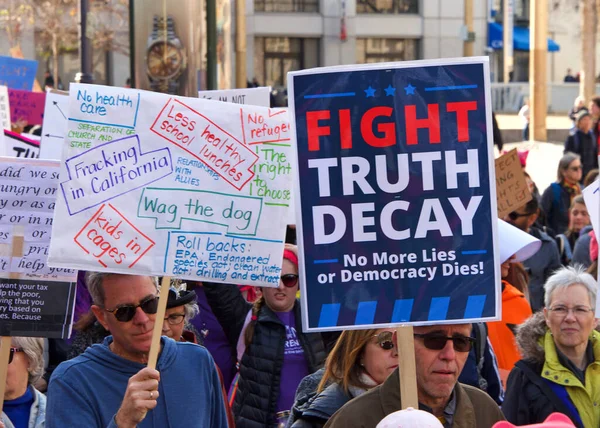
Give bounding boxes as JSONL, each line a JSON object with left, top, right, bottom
{"left": 75, "top": 0, "right": 93, "bottom": 84}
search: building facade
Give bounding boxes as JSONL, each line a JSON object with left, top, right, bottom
{"left": 245, "top": 0, "right": 489, "bottom": 89}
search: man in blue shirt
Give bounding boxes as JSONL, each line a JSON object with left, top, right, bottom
{"left": 45, "top": 273, "right": 227, "bottom": 428}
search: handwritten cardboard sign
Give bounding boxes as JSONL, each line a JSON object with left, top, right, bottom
{"left": 8, "top": 88, "right": 46, "bottom": 127}
{"left": 48, "top": 84, "right": 293, "bottom": 287}
{"left": 0, "top": 157, "right": 77, "bottom": 338}
{"left": 0, "top": 56, "right": 38, "bottom": 90}
{"left": 495, "top": 149, "right": 532, "bottom": 218}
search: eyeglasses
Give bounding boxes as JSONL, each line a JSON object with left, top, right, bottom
{"left": 548, "top": 305, "right": 593, "bottom": 317}
{"left": 280, "top": 274, "right": 299, "bottom": 288}
{"left": 508, "top": 211, "right": 534, "bottom": 221}
{"left": 373, "top": 331, "right": 395, "bottom": 350}
{"left": 568, "top": 165, "right": 583, "bottom": 171}
{"left": 104, "top": 295, "right": 159, "bottom": 322}
{"left": 413, "top": 333, "right": 474, "bottom": 352}
{"left": 9, "top": 347, "right": 23, "bottom": 364}
{"left": 164, "top": 313, "right": 185, "bottom": 325}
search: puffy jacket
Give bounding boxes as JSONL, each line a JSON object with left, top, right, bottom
{"left": 487, "top": 281, "right": 532, "bottom": 372}
{"left": 204, "top": 282, "right": 327, "bottom": 427}
{"left": 503, "top": 312, "right": 600, "bottom": 428}
{"left": 523, "top": 227, "right": 561, "bottom": 311}
{"left": 290, "top": 383, "right": 357, "bottom": 428}
{"left": 1, "top": 386, "right": 46, "bottom": 428}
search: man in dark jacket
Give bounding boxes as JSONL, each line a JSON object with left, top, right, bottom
{"left": 324, "top": 324, "right": 505, "bottom": 427}
{"left": 564, "top": 110, "right": 598, "bottom": 183}
{"left": 504, "top": 198, "right": 561, "bottom": 311}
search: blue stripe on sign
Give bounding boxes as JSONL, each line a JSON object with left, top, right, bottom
{"left": 314, "top": 259, "right": 338, "bottom": 264}
{"left": 318, "top": 304, "right": 341, "bottom": 328}
{"left": 304, "top": 92, "right": 356, "bottom": 99}
{"left": 391, "top": 299, "right": 414, "bottom": 322}
{"left": 464, "top": 295, "right": 487, "bottom": 318}
{"left": 355, "top": 301, "right": 378, "bottom": 325}
{"left": 424, "top": 84, "right": 478, "bottom": 92}
{"left": 462, "top": 250, "right": 487, "bottom": 255}
{"left": 428, "top": 297, "right": 450, "bottom": 321}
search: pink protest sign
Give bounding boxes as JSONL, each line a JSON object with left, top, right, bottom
{"left": 8, "top": 88, "right": 46, "bottom": 126}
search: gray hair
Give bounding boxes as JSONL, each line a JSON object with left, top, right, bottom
{"left": 184, "top": 301, "right": 200, "bottom": 323}
{"left": 557, "top": 152, "right": 581, "bottom": 182}
{"left": 544, "top": 265, "right": 597, "bottom": 310}
{"left": 85, "top": 272, "right": 158, "bottom": 306}
{"left": 11, "top": 337, "right": 45, "bottom": 385}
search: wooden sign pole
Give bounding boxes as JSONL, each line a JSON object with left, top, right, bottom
{"left": 396, "top": 325, "right": 419, "bottom": 409}
{"left": 147, "top": 276, "right": 171, "bottom": 370}
{"left": 0, "top": 336, "right": 12, "bottom": 412}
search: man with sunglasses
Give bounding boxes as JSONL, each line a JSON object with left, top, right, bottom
{"left": 504, "top": 198, "right": 561, "bottom": 312}
{"left": 45, "top": 273, "right": 228, "bottom": 428}
{"left": 325, "top": 324, "right": 505, "bottom": 428}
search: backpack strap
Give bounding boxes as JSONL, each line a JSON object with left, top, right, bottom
{"left": 556, "top": 234, "right": 573, "bottom": 262}
{"left": 551, "top": 182, "right": 564, "bottom": 213}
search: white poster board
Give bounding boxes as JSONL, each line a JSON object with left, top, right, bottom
{"left": 48, "top": 84, "right": 293, "bottom": 287}
{"left": 0, "top": 85, "right": 10, "bottom": 130}
{"left": 0, "top": 157, "right": 77, "bottom": 338}
{"left": 39, "top": 90, "right": 68, "bottom": 160}
{"left": 198, "top": 86, "right": 271, "bottom": 107}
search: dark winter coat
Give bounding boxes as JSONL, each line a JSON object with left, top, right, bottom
{"left": 541, "top": 182, "right": 573, "bottom": 237}
{"left": 503, "top": 312, "right": 600, "bottom": 428}
{"left": 203, "top": 282, "right": 327, "bottom": 428}
{"left": 290, "top": 383, "right": 356, "bottom": 428}
{"left": 522, "top": 226, "right": 562, "bottom": 312}
{"left": 564, "top": 130, "right": 598, "bottom": 183}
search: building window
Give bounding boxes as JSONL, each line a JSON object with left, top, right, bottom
{"left": 356, "top": 38, "right": 420, "bottom": 63}
{"left": 254, "top": 0, "right": 319, "bottom": 13}
{"left": 254, "top": 37, "right": 319, "bottom": 88}
{"left": 357, "top": 0, "right": 418, "bottom": 14}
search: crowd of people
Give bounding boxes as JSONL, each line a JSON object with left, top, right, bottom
{"left": 3, "top": 103, "right": 600, "bottom": 428}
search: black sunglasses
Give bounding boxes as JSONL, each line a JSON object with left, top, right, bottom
{"left": 9, "top": 347, "right": 23, "bottom": 364}
{"left": 104, "top": 295, "right": 159, "bottom": 322}
{"left": 508, "top": 211, "right": 534, "bottom": 221}
{"left": 281, "top": 274, "right": 299, "bottom": 288}
{"left": 373, "top": 331, "right": 395, "bottom": 350}
{"left": 413, "top": 333, "right": 474, "bottom": 353}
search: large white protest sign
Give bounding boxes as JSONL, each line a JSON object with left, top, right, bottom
{"left": 198, "top": 86, "right": 271, "bottom": 107}
{"left": 0, "top": 157, "right": 77, "bottom": 338}
{"left": 0, "top": 85, "right": 10, "bottom": 130}
{"left": 48, "top": 84, "right": 293, "bottom": 287}
{"left": 40, "top": 90, "right": 68, "bottom": 160}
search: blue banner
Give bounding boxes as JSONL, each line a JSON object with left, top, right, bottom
{"left": 289, "top": 58, "right": 500, "bottom": 331}
{"left": 0, "top": 56, "right": 38, "bottom": 90}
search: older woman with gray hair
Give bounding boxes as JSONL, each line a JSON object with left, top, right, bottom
{"left": 502, "top": 265, "right": 600, "bottom": 428}
{"left": 541, "top": 152, "right": 582, "bottom": 235}
{"left": 1, "top": 337, "right": 46, "bottom": 428}
{"left": 162, "top": 284, "right": 200, "bottom": 343}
